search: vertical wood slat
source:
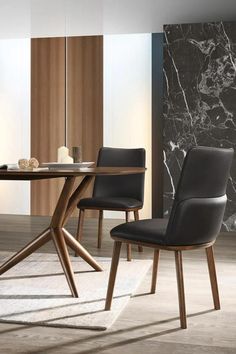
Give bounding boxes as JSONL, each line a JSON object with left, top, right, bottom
{"left": 67, "top": 36, "right": 103, "bottom": 217}
{"left": 31, "top": 38, "right": 66, "bottom": 216}
{"left": 31, "top": 36, "right": 103, "bottom": 217}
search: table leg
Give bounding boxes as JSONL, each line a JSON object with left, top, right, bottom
{"left": 63, "top": 175, "right": 93, "bottom": 225}
{"left": 63, "top": 228, "right": 102, "bottom": 271}
{"left": 50, "top": 176, "right": 101, "bottom": 296}
{"left": 51, "top": 228, "right": 78, "bottom": 298}
{"left": 51, "top": 177, "right": 76, "bottom": 228}
{"left": 0, "top": 228, "right": 51, "bottom": 275}
{"left": 0, "top": 175, "right": 101, "bottom": 298}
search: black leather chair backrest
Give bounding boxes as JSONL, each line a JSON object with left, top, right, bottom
{"left": 166, "top": 146, "right": 234, "bottom": 245}
{"left": 93, "top": 147, "right": 146, "bottom": 203}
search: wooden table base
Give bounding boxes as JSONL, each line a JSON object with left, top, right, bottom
{"left": 0, "top": 175, "right": 102, "bottom": 298}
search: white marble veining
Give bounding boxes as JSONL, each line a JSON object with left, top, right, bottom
{"left": 163, "top": 21, "right": 236, "bottom": 231}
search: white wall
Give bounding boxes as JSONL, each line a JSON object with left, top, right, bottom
{"left": 1, "top": 0, "right": 236, "bottom": 38}
{"left": 0, "top": 39, "right": 30, "bottom": 214}
{"left": 104, "top": 34, "right": 152, "bottom": 219}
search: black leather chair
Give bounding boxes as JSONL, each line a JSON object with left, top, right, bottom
{"left": 105, "top": 146, "right": 234, "bottom": 329}
{"left": 76, "top": 147, "right": 146, "bottom": 261}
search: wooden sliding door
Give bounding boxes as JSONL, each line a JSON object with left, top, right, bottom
{"left": 31, "top": 38, "right": 66, "bottom": 216}
{"left": 67, "top": 36, "right": 103, "bottom": 216}
{"left": 31, "top": 36, "right": 103, "bottom": 216}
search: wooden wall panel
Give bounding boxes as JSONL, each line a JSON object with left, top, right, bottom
{"left": 31, "top": 38, "right": 66, "bottom": 216}
{"left": 67, "top": 36, "right": 103, "bottom": 217}
{"left": 152, "top": 34, "right": 164, "bottom": 218}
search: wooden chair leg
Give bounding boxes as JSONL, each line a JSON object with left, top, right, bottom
{"left": 126, "top": 244, "right": 131, "bottom": 262}
{"left": 175, "top": 251, "right": 187, "bottom": 329}
{"left": 206, "top": 246, "right": 220, "bottom": 310}
{"left": 76, "top": 209, "right": 85, "bottom": 242}
{"left": 97, "top": 210, "right": 103, "bottom": 249}
{"left": 151, "top": 249, "right": 160, "bottom": 294}
{"left": 134, "top": 210, "right": 143, "bottom": 253}
{"left": 126, "top": 211, "right": 132, "bottom": 261}
{"left": 75, "top": 209, "right": 85, "bottom": 257}
{"left": 105, "top": 241, "right": 122, "bottom": 310}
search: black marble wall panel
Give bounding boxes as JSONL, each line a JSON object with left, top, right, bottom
{"left": 163, "top": 21, "right": 236, "bottom": 231}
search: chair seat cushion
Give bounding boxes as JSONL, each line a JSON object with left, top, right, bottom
{"left": 111, "top": 218, "right": 168, "bottom": 245}
{"left": 78, "top": 197, "right": 143, "bottom": 210}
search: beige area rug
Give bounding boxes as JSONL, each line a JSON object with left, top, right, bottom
{"left": 0, "top": 251, "right": 151, "bottom": 330}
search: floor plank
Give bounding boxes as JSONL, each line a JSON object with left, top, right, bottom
{"left": 0, "top": 215, "right": 235, "bottom": 354}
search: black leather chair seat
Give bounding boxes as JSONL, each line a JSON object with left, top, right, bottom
{"left": 78, "top": 197, "right": 143, "bottom": 210}
{"left": 111, "top": 218, "right": 168, "bottom": 245}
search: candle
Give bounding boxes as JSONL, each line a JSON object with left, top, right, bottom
{"left": 61, "top": 155, "right": 74, "bottom": 163}
{"left": 57, "top": 146, "right": 69, "bottom": 163}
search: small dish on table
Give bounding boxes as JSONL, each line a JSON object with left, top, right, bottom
{"left": 41, "top": 162, "right": 94, "bottom": 169}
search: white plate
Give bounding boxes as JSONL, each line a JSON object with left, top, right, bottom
{"left": 41, "top": 162, "right": 94, "bottom": 169}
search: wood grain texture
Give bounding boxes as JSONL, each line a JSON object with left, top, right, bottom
{"left": 51, "top": 227, "right": 78, "bottom": 297}
{"left": 0, "top": 167, "right": 145, "bottom": 180}
{"left": 126, "top": 211, "right": 132, "bottom": 261}
{"left": 31, "top": 37, "right": 66, "bottom": 216}
{"left": 0, "top": 173, "right": 108, "bottom": 297}
{"left": 0, "top": 216, "right": 236, "bottom": 353}
{"left": 105, "top": 241, "right": 122, "bottom": 310}
{"left": 206, "top": 246, "right": 220, "bottom": 310}
{"left": 67, "top": 36, "right": 103, "bottom": 217}
{"left": 151, "top": 249, "right": 160, "bottom": 293}
{"left": 175, "top": 250, "right": 187, "bottom": 329}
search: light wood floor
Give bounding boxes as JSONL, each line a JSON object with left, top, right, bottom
{"left": 0, "top": 215, "right": 236, "bottom": 354}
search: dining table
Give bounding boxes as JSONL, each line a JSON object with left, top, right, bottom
{"left": 0, "top": 167, "right": 145, "bottom": 297}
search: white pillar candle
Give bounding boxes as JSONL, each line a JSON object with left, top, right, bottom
{"left": 57, "top": 146, "right": 69, "bottom": 163}
{"left": 61, "top": 155, "right": 74, "bottom": 163}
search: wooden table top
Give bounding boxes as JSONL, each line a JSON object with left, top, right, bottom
{"left": 0, "top": 167, "right": 146, "bottom": 180}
